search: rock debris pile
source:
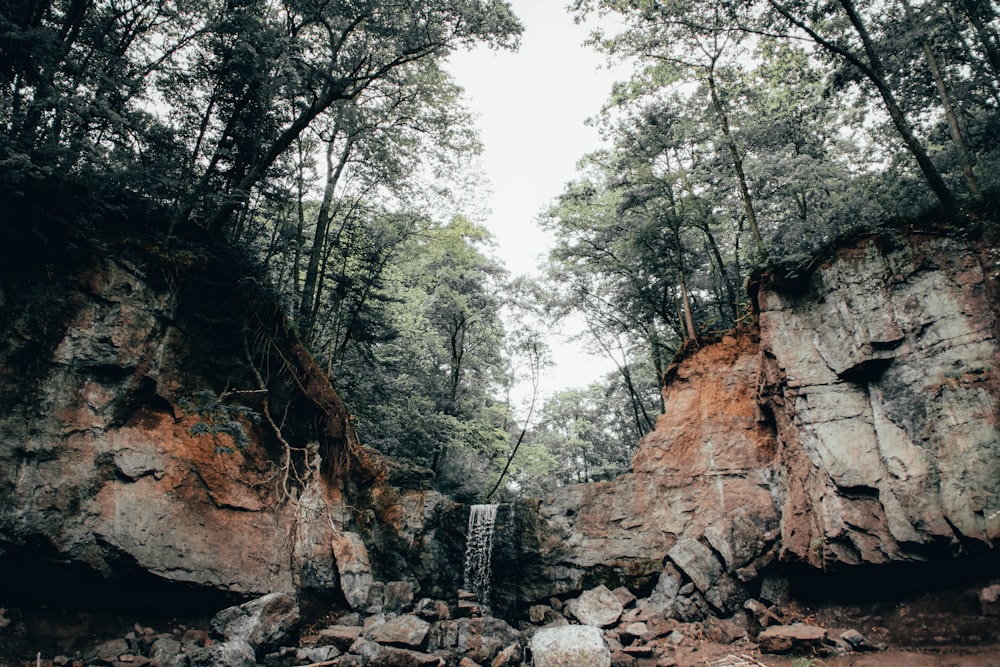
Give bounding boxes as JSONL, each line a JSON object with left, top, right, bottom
{"left": 17, "top": 579, "right": 894, "bottom": 667}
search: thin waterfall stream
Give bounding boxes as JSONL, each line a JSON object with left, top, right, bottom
{"left": 462, "top": 503, "right": 499, "bottom": 612}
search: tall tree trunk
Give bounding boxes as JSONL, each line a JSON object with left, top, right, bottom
{"left": 902, "top": 0, "right": 980, "bottom": 196}
{"left": 767, "top": 0, "right": 959, "bottom": 213}
{"left": 299, "top": 126, "right": 355, "bottom": 338}
{"left": 956, "top": 0, "right": 1000, "bottom": 79}
{"left": 706, "top": 69, "right": 765, "bottom": 254}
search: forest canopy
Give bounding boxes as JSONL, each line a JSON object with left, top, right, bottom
{"left": 2, "top": 0, "right": 998, "bottom": 500}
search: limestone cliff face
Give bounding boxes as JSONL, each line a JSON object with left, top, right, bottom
{"left": 758, "top": 233, "right": 1000, "bottom": 566}
{"left": 503, "top": 230, "right": 1000, "bottom": 612}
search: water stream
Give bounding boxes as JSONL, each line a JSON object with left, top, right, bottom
{"left": 462, "top": 503, "right": 499, "bottom": 612}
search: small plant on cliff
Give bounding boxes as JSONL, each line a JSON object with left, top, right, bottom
{"left": 178, "top": 390, "right": 259, "bottom": 455}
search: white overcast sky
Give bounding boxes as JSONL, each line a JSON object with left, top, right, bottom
{"left": 445, "top": 0, "right": 625, "bottom": 396}
{"left": 446, "top": 0, "right": 618, "bottom": 277}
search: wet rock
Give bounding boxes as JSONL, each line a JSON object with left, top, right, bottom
{"left": 530, "top": 625, "right": 610, "bottom": 667}
{"left": 366, "top": 614, "right": 430, "bottom": 648}
{"left": 427, "top": 617, "right": 522, "bottom": 665}
{"left": 331, "top": 532, "right": 374, "bottom": 611}
{"left": 566, "top": 585, "right": 624, "bottom": 628}
{"left": 209, "top": 592, "right": 299, "bottom": 654}
{"left": 756, "top": 624, "right": 828, "bottom": 654}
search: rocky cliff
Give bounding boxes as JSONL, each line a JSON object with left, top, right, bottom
{"left": 494, "top": 228, "right": 1000, "bottom": 615}
{"left": 0, "top": 247, "right": 469, "bottom": 613}
{"left": 1, "top": 226, "right": 998, "bottom": 624}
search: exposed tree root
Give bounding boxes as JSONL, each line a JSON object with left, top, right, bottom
{"left": 250, "top": 302, "right": 380, "bottom": 487}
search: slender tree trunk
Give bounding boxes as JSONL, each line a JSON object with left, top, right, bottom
{"left": 706, "top": 69, "right": 765, "bottom": 254}
{"left": 956, "top": 0, "right": 1000, "bottom": 79}
{"left": 299, "top": 126, "right": 354, "bottom": 337}
{"left": 836, "top": 0, "right": 958, "bottom": 212}
{"left": 902, "top": 0, "right": 980, "bottom": 196}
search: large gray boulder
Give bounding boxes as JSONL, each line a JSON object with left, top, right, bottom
{"left": 530, "top": 625, "right": 610, "bottom": 667}
{"left": 210, "top": 592, "right": 300, "bottom": 654}
{"left": 565, "top": 585, "right": 623, "bottom": 628}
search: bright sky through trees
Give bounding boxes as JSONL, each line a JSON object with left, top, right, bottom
{"left": 446, "top": 0, "right": 624, "bottom": 393}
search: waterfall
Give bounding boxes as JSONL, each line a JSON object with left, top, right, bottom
{"left": 462, "top": 503, "right": 499, "bottom": 611}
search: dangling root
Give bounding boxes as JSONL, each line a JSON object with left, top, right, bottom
{"left": 251, "top": 302, "right": 380, "bottom": 487}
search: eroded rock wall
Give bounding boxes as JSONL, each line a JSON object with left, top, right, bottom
{"left": 0, "top": 258, "right": 335, "bottom": 599}
{"left": 1, "top": 228, "right": 997, "bottom": 621}
{"left": 759, "top": 233, "right": 1000, "bottom": 566}
{"left": 505, "top": 230, "right": 1000, "bottom": 613}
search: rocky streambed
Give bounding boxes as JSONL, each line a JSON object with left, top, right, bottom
{"left": 2, "top": 573, "right": 998, "bottom": 667}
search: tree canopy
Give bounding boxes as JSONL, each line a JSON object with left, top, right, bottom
{"left": 4, "top": 0, "right": 997, "bottom": 500}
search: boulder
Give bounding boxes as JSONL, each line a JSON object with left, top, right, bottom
{"left": 427, "top": 617, "right": 522, "bottom": 665}
{"left": 530, "top": 625, "right": 610, "bottom": 667}
{"left": 384, "top": 580, "right": 416, "bottom": 614}
{"left": 667, "top": 539, "right": 722, "bottom": 594}
{"left": 185, "top": 639, "right": 257, "bottom": 667}
{"left": 331, "top": 532, "right": 375, "bottom": 610}
{"left": 209, "top": 592, "right": 300, "bottom": 654}
{"left": 366, "top": 614, "right": 430, "bottom": 648}
{"left": 757, "top": 624, "right": 829, "bottom": 654}
{"left": 296, "top": 645, "right": 341, "bottom": 663}
{"left": 566, "top": 585, "right": 624, "bottom": 628}
{"left": 758, "top": 574, "right": 790, "bottom": 607}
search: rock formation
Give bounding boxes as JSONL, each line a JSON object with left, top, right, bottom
{"left": 493, "top": 229, "right": 1000, "bottom": 614}
{"left": 1, "top": 227, "right": 998, "bottom": 632}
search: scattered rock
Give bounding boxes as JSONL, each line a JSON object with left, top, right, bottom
{"left": 567, "top": 585, "right": 624, "bottom": 628}
{"left": 185, "top": 638, "right": 257, "bottom": 667}
{"left": 530, "top": 625, "right": 611, "bottom": 667}
{"left": 209, "top": 592, "right": 300, "bottom": 654}
{"left": 979, "top": 584, "right": 1000, "bottom": 616}
{"left": 296, "top": 645, "right": 341, "bottom": 663}
{"left": 839, "top": 628, "right": 880, "bottom": 652}
{"left": 316, "top": 624, "right": 362, "bottom": 649}
{"left": 427, "top": 617, "right": 522, "bottom": 665}
{"left": 490, "top": 641, "right": 522, "bottom": 667}
{"left": 415, "top": 598, "right": 451, "bottom": 620}
{"left": 612, "top": 587, "right": 637, "bottom": 609}
{"left": 756, "top": 624, "right": 828, "bottom": 654}
{"left": 366, "top": 614, "right": 431, "bottom": 648}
